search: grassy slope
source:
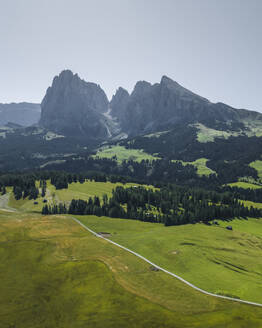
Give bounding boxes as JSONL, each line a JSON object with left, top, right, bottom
{"left": 7, "top": 181, "right": 262, "bottom": 304}
{"left": 8, "top": 181, "right": 154, "bottom": 212}
{"left": 77, "top": 215, "right": 262, "bottom": 304}
{"left": 195, "top": 121, "right": 262, "bottom": 143}
{"left": 175, "top": 158, "right": 216, "bottom": 176}
{"left": 54, "top": 180, "right": 151, "bottom": 203}
{"left": 1, "top": 212, "right": 262, "bottom": 328}
{"left": 93, "top": 145, "right": 160, "bottom": 163}
{"left": 249, "top": 160, "right": 262, "bottom": 179}
{"left": 194, "top": 123, "right": 240, "bottom": 143}
{"left": 227, "top": 181, "right": 262, "bottom": 189}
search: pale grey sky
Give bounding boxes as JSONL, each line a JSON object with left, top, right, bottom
{"left": 0, "top": 0, "right": 261, "bottom": 111}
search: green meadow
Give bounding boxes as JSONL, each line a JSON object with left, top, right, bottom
{"left": 77, "top": 214, "right": 262, "bottom": 304}
{"left": 1, "top": 211, "right": 262, "bottom": 327}
{"left": 7, "top": 180, "right": 154, "bottom": 212}
{"left": 54, "top": 180, "right": 150, "bottom": 203}
{"left": 174, "top": 158, "right": 216, "bottom": 176}
{"left": 2, "top": 180, "right": 262, "bottom": 327}
{"left": 194, "top": 123, "right": 240, "bottom": 143}
{"left": 93, "top": 145, "right": 160, "bottom": 163}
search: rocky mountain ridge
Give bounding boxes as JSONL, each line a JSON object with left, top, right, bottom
{"left": 110, "top": 75, "right": 262, "bottom": 136}
{"left": 39, "top": 70, "right": 262, "bottom": 140}
{"left": 40, "top": 70, "right": 110, "bottom": 139}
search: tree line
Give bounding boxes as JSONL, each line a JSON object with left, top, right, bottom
{"left": 43, "top": 185, "right": 262, "bottom": 226}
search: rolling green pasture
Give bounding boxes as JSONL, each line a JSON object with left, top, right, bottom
{"left": 1, "top": 212, "right": 262, "bottom": 327}
{"left": 93, "top": 145, "right": 160, "bottom": 163}
{"left": 217, "top": 217, "right": 262, "bottom": 238}
{"left": 54, "top": 180, "right": 149, "bottom": 203}
{"left": 175, "top": 158, "right": 216, "bottom": 176}
{"left": 7, "top": 180, "right": 154, "bottom": 212}
{"left": 3, "top": 180, "right": 262, "bottom": 326}
{"left": 77, "top": 215, "right": 262, "bottom": 304}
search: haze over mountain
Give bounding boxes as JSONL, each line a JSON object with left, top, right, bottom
{"left": 0, "top": 102, "right": 41, "bottom": 127}
{"left": 39, "top": 70, "right": 262, "bottom": 139}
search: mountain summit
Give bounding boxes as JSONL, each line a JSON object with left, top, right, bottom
{"left": 40, "top": 70, "right": 109, "bottom": 138}
{"left": 110, "top": 75, "right": 261, "bottom": 136}
{"left": 40, "top": 70, "right": 262, "bottom": 139}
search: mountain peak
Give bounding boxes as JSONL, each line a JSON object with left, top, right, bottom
{"left": 59, "top": 69, "right": 74, "bottom": 78}
{"left": 133, "top": 81, "right": 152, "bottom": 95}
{"left": 40, "top": 70, "right": 109, "bottom": 138}
{"left": 52, "top": 69, "right": 78, "bottom": 86}
{"left": 115, "top": 87, "right": 129, "bottom": 96}
{"left": 160, "top": 75, "right": 182, "bottom": 89}
{"left": 161, "top": 75, "right": 175, "bottom": 83}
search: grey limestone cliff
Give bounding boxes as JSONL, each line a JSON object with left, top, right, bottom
{"left": 40, "top": 70, "right": 109, "bottom": 138}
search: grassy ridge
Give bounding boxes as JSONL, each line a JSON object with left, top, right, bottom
{"left": 1, "top": 212, "right": 262, "bottom": 327}
{"left": 77, "top": 215, "right": 262, "bottom": 304}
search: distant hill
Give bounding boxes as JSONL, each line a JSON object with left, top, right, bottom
{"left": 0, "top": 102, "right": 41, "bottom": 127}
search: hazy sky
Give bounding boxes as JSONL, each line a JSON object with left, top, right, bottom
{"left": 0, "top": 0, "right": 261, "bottom": 111}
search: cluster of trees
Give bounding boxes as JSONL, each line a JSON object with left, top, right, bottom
{"left": 43, "top": 185, "right": 262, "bottom": 226}
{"left": 119, "top": 124, "right": 262, "bottom": 184}
{"left": 40, "top": 180, "right": 47, "bottom": 197}
{"left": 121, "top": 124, "right": 262, "bottom": 165}
{"left": 42, "top": 203, "right": 67, "bottom": 215}
{"left": 51, "top": 173, "right": 69, "bottom": 189}
{"left": 49, "top": 171, "right": 129, "bottom": 189}
{"left": 0, "top": 170, "right": 130, "bottom": 201}
{"left": 44, "top": 151, "right": 259, "bottom": 188}
{"left": 3, "top": 169, "right": 262, "bottom": 227}
{"left": 0, "top": 184, "right": 6, "bottom": 195}
{"left": 48, "top": 157, "right": 201, "bottom": 187}
{"left": 222, "top": 186, "right": 262, "bottom": 203}
{"left": 13, "top": 185, "right": 39, "bottom": 200}
{"left": 8, "top": 175, "right": 39, "bottom": 200}
{"left": 1, "top": 119, "right": 262, "bottom": 189}
{"left": 0, "top": 127, "right": 94, "bottom": 172}
{"left": 2, "top": 149, "right": 259, "bottom": 190}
